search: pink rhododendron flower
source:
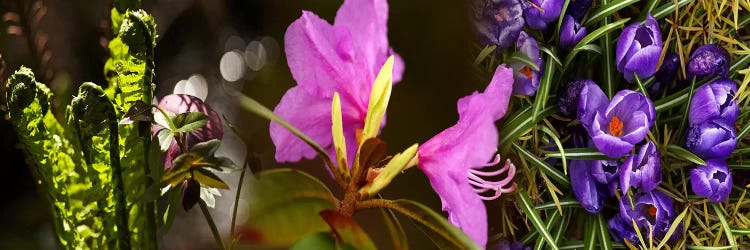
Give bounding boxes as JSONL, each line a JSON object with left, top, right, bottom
{"left": 270, "top": 0, "right": 404, "bottom": 165}
{"left": 417, "top": 65, "right": 516, "bottom": 247}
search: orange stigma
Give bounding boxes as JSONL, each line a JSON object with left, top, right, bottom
{"left": 520, "top": 66, "right": 533, "bottom": 79}
{"left": 648, "top": 205, "right": 657, "bottom": 216}
{"left": 609, "top": 116, "right": 623, "bottom": 137}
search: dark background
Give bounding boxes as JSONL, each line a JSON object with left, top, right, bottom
{"left": 0, "top": 0, "right": 489, "bottom": 249}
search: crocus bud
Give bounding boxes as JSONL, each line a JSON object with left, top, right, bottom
{"left": 621, "top": 141, "right": 662, "bottom": 194}
{"left": 687, "top": 44, "right": 730, "bottom": 80}
{"left": 522, "top": 0, "right": 564, "bottom": 30}
{"left": 566, "top": 0, "right": 592, "bottom": 20}
{"left": 616, "top": 14, "right": 662, "bottom": 82}
{"left": 688, "top": 78, "right": 739, "bottom": 125}
{"left": 510, "top": 31, "right": 543, "bottom": 95}
{"left": 690, "top": 159, "right": 732, "bottom": 202}
{"left": 560, "top": 15, "right": 587, "bottom": 50}
{"left": 649, "top": 52, "right": 679, "bottom": 96}
{"left": 685, "top": 119, "right": 736, "bottom": 160}
{"left": 558, "top": 79, "right": 589, "bottom": 116}
{"left": 570, "top": 159, "right": 609, "bottom": 213}
{"left": 472, "top": 0, "right": 525, "bottom": 49}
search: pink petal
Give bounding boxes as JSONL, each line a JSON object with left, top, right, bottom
{"left": 285, "top": 11, "right": 355, "bottom": 99}
{"left": 270, "top": 86, "right": 334, "bottom": 162}
{"left": 334, "top": 0, "right": 389, "bottom": 76}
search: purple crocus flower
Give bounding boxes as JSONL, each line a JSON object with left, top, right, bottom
{"left": 522, "top": 0, "right": 564, "bottom": 30}
{"left": 560, "top": 15, "right": 587, "bottom": 50}
{"left": 685, "top": 119, "right": 736, "bottom": 160}
{"left": 616, "top": 14, "right": 662, "bottom": 82}
{"left": 472, "top": 0, "right": 525, "bottom": 49}
{"left": 577, "top": 82, "right": 656, "bottom": 158}
{"left": 417, "top": 65, "right": 516, "bottom": 247}
{"left": 154, "top": 94, "right": 224, "bottom": 169}
{"left": 621, "top": 141, "right": 662, "bottom": 194}
{"left": 558, "top": 79, "right": 590, "bottom": 116}
{"left": 649, "top": 52, "right": 680, "bottom": 96}
{"left": 691, "top": 159, "right": 733, "bottom": 202}
{"left": 511, "top": 31, "right": 543, "bottom": 95}
{"left": 570, "top": 159, "right": 614, "bottom": 213}
{"left": 270, "top": 0, "right": 404, "bottom": 165}
{"left": 611, "top": 190, "right": 678, "bottom": 243}
{"left": 566, "top": 0, "right": 592, "bottom": 20}
{"left": 688, "top": 78, "right": 739, "bottom": 125}
{"left": 687, "top": 44, "right": 730, "bottom": 80}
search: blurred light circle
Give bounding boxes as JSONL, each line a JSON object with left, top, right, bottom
{"left": 224, "top": 35, "right": 245, "bottom": 51}
{"left": 185, "top": 74, "right": 208, "bottom": 101}
{"left": 260, "top": 36, "right": 280, "bottom": 64}
{"left": 173, "top": 79, "right": 187, "bottom": 95}
{"left": 244, "top": 40, "right": 266, "bottom": 71}
{"left": 220, "top": 50, "right": 246, "bottom": 82}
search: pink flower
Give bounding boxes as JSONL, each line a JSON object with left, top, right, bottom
{"left": 417, "top": 65, "right": 516, "bottom": 247}
{"left": 154, "top": 94, "right": 223, "bottom": 169}
{"left": 270, "top": 0, "right": 404, "bottom": 165}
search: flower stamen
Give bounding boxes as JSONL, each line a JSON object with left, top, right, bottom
{"left": 467, "top": 156, "right": 517, "bottom": 200}
{"left": 609, "top": 116, "right": 624, "bottom": 137}
{"left": 520, "top": 66, "right": 533, "bottom": 79}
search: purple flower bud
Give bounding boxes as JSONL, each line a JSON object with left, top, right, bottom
{"left": 523, "top": 0, "right": 564, "bottom": 30}
{"left": 607, "top": 215, "right": 640, "bottom": 244}
{"left": 558, "top": 79, "right": 589, "bottom": 116}
{"left": 472, "top": 0, "right": 525, "bottom": 49}
{"left": 649, "top": 52, "right": 680, "bottom": 96}
{"left": 691, "top": 159, "right": 733, "bottom": 202}
{"left": 570, "top": 159, "right": 609, "bottom": 213}
{"left": 689, "top": 78, "right": 739, "bottom": 125}
{"left": 616, "top": 14, "right": 663, "bottom": 82}
{"left": 560, "top": 15, "right": 587, "bottom": 50}
{"left": 591, "top": 160, "right": 621, "bottom": 195}
{"left": 589, "top": 90, "right": 656, "bottom": 158}
{"left": 511, "top": 31, "right": 543, "bottom": 95}
{"left": 687, "top": 44, "right": 730, "bottom": 80}
{"left": 617, "top": 190, "right": 677, "bottom": 241}
{"left": 621, "top": 141, "right": 662, "bottom": 194}
{"left": 566, "top": 0, "right": 592, "bottom": 20}
{"left": 686, "top": 119, "right": 736, "bottom": 160}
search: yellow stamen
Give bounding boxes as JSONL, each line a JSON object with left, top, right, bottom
{"left": 609, "top": 116, "right": 623, "bottom": 137}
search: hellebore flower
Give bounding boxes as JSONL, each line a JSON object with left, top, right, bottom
{"left": 621, "top": 141, "right": 662, "bottom": 194}
{"left": 560, "top": 15, "right": 587, "bottom": 50}
{"left": 688, "top": 78, "right": 739, "bottom": 125}
{"left": 687, "top": 44, "right": 730, "bottom": 80}
{"left": 566, "top": 0, "right": 592, "bottom": 20}
{"left": 610, "top": 190, "right": 678, "bottom": 243}
{"left": 649, "top": 52, "right": 679, "bottom": 97}
{"left": 691, "top": 159, "right": 733, "bottom": 202}
{"left": 270, "top": 0, "right": 404, "bottom": 165}
{"left": 570, "top": 159, "right": 616, "bottom": 213}
{"left": 523, "top": 0, "right": 564, "bottom": 30}
{"left": 417, "top": 65, "right": 516, "bottom": 247}
{"left": 558, "top": 79, "right": 590, "bottom": 117}
{"left": 578, "top": 82, "right": 656, "bottom": 158}
{"left": 616, "top": 14, "right": 662, "bottom": 82}
{"left": 510, "top": 31, "right": 543, "bottom": 95}
{"left": 154, "top": 94, "right": 224, "bottom": 169}
{"left": 472, "top": 0, "right": 525, "bottom": 49}
{"left": 685, "top": 119, "right": 736, "bottom": 160}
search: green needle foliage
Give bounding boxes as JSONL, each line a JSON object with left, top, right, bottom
{"left": 4, "top": 0, "right": 158, "bottom": 248}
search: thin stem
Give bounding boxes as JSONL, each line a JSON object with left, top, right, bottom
{"left": 199, "top": 200, "right": 226, "bottom": 250}
{"left": 109, "top": 112, "right": 131, "bottom": 250}
{"left": 228, "top": 156, "right": 249, "bottom": 250}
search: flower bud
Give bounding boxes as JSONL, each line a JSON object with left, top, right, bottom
{"left": 687, "top": 44, "right": 730, "bottom": 80}
{"left": 616, "top": 14, "right": 662, "bottom": 82}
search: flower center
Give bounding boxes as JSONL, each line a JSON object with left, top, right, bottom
{"left": 467, "top": 155, "right": 517, "bottom": 200}
{"left": 648, "top": 205, "right": 657, "bottom": 216}
{"left": 634, "top": 27, "right": 653, "bottom": 47}
{"left": 520, "top": 66, "right": 533, "bottom": 79}
{"left": 609, "top": 116, "right": 624, "bottom": 137}
{"left": 713, "top": 171, "right": 728, "bottom": 183}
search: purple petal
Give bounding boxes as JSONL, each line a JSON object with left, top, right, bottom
{"left": 616, "top": 21, "right": 638, "bottom": 69}
{"left": 591, "top": 125, "right": 635, "bottom": 158}
{"left": 271, "top": 87, "right": 333, "bottom": 162}
{"left": 620, "top": 141, "right": 661, "bottom": 194}
{"left": 577, "top": 81, "right": 609, "bottom": 133}
{"left": 560, "top": 15, "right": 587, "bottom": 50}
{"left": 622, "top": 46, "right": 662, "bottom": 82}
{"left": 689, "top": 78, "right": 739, "bottom": 125}
{"left": 570, "top": 159, "right": 606, "bottom": 213}
{"left": 685, "top": 119, "right": 736, "bottom": 160}
{"left": 691, "top": 159, "right": 732, "bottom": 202}
{"left": 687, "top": 44, "right": 730, "bottom": 79}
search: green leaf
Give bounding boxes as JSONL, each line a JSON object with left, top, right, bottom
{"left": 361, "top": 55, "right": 394, "bottom": 142}
{"left": 539, "top": 126, "right": 567, "bottom": 174}
{"left": 655, "top": 206, "right": 687, "bottom": 249}
{"left": 119, "top": 99, "right": 152, "bottom": 125}
{"left": 242, "top": 169, "right": 337, "bottom": 246}
{"left": 173, "top": 111, "right": 209, "bottom": 133}
{"left": 513, "top": 143, "right": 570, "bottom": 188}
{"left": 532, "top": 48, "right": 557, "bottom": 121}
{"left": 380, "top": 208, "right": 408, "bottom": 250}
{"left": 319, "top": 210, "right": 377, "bottom": 250}
{"left": 534, "top": 209, "right": 562, "bottom": 250}
{"left": 711, "top": 203, "right": 738, "bottom": 250}
{"left": 596, "top": 214, "right": 612, "bottom": 250}
{"left": 534, "top": 198, "right": 581, "bottom": 210}
{"left": 544, "top": 148, "right": 610, "bottom": 160}
{"left": 498, "top": 105, "right": 557, "bottom": 152}
{"left": 163, "top": 188, "right": 182, "bottom": 231}
{"left": 651, "top": 0, "right": 692, "bottom": 20}
{"left": 193, "top": 169, "right": 229, "bottom": 189}
{"left": 290, "top": 232, "right": 356, "bottom": 250}
{"left": 516, "top": 192, "right": 559, "bottom": 250}
{"left": 584, "top": 0, "right": 640, "bottom": 26}
{"left": 583, "top": 215, "right": 598, "bottom": 250}
{"left": 359, "top": 144, "right": 418, "bottom": 198}
{"left": 383, "top": 199, "right": 481, "bottom": 249}
{"left": 666, "top": 145, "right": 706, "bottom": 166}
{"left": 473, "top": 45, "right": 497, "bottom": 65}
{"left": 654, "top": 87, "right": 690, "bottom": 112}
{"left": 508, "top": 51, "right": 540, "bottom": 71}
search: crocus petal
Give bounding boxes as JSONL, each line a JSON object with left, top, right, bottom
{"left": 689, "top": 78, "right": 739, "bottom": 125}
{"left": 560, "top": 15, "right": 587, "bottom": 50}
{"left": 685, "top": 119, "right": 736, "bottom": 160}
{"left": 617, "top": 14, "right": 662, "bottom": 82}
{"left": 622, "top": 46, "right": 662, "bottom": 82}
{"left": 570, "top": 159, "right": 606, "bottom": 213}
{"left": 620, "top": 141, "right": 661, "bottom": 194}
{"left": 577, "top": 81, "right": 608, "bottom": 132}
{"left": 687, "top": 44, "right": 730, "bottom": 80}
{"left": 691, "top": 159, "right": 732, "bottom": 202}
{"left": 592, "top": 133, "right": 634, "bottom": 158}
